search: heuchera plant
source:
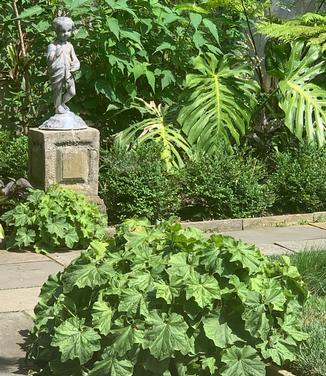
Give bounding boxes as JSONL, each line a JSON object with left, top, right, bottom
{"left": 1, "top": 186, "right": 107, "bottom": 252}
{"left": 27, "top": 218, "right": 308, "bottom": 375}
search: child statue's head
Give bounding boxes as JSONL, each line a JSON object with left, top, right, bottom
{"left": 53, "top": 17, "right": 74, "bottom": 42}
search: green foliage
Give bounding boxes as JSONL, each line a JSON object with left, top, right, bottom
{"left": 271, "top": 145, "right": 326, "bottom": 214}
{"left": 258, "top": 12, "right": 326, "bottom": 52}
{"left": 272, "top": 43, "right": 326, "bottom": 147}
{"left": 178, "top": 53, "right": 259, "bottom": 152}
{"left": 0, "top": 223, "right": 4, "bottom": 240}
{"left": 1, "top": 186, "right": 107, "bottom": 252}
{"left": 0, "top": 131, "right": 28, "bottom": 181}
{"left": 180, "top": 150, "right": 274, "bottom": 219}
{"left": 28, "top": 218, "right": 308, "bottom": 375}
{"left": 290, "top": 295, "right": 326, "bottom": 376}
{"left": 116, "top": 99, "right": 191, "bottom": 171}
{"left": 0, "top": 0, "right": 228, "bottom": 131}
{"left": 289, "top": 250, "right": 326, "bottom": 296}
{"left": 99, "top": 143, "right": 181, "bottom": 224}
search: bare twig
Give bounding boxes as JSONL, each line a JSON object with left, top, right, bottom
{"left": 12, "top": 0, "right": 26, "bottom": 58}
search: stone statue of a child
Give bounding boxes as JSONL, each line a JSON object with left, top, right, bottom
{"left": 47, "top": 17, "right": 80, "bottom": 114}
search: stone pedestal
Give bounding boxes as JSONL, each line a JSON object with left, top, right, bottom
{"left": 28, "top": 127, "right": 106, "bottom": 212}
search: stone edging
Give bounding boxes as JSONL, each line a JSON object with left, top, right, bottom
{"left": 180, "top": 211, "right": 326, "bottom": 232}
{"left": 104, "top": 211, "right": 326, "bottom": 236}
{"left": 1, "top": 211, "right": 326, "bottom": 249}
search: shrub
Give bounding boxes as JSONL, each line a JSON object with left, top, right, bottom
{"left": 1, "top": 186, "right": 107, "bottom": 252}
{"left": 271, "top": 145, "right": 326, "bottom": 214}
{"left": 180, "top": 151, "right": 274, "bottom": 220}
{"left": 99, "top": 144, "right": 181, "bottom": 223}
{"left": 28, "top": 218, "right": 308, "bottom": 375}
{"left": 0, "top": 131, "right": 28, "bottom": 181}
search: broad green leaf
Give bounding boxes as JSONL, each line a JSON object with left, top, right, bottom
{"left": 185, "top": 273, "right": 220, "bottom": 307}
{"left": 111, "top": 324, "right": 143, "bottom": 356}
{"left": 74, "top": 27, "right": 89, "bottom": 39}
{"left": 65, "top": 228, "right": 79, "bottom": 248}
{"left": 15, "top": 228, "right": 36, "bottom": 247}
{"left": 161, "top": 70, "right": 175, "bottom": 90}
{"left": 203, "top": 18, "right": 220, "bottom": 44}
{"left": 278, "top": 43, "right": 326, "bottom": 146}
{"left": 155, "top": 42, "right": 176, "bottom": 53}
{"left": 92, "top": 301, "right": 112, "bottom": 335}
{"left": 203, "top": 316, "right": 241, "bottom": 348}
{"left": 154, "top": 281, "right": 177, "bottom": 304}
{"left": 107, "top": 17, "right": 120, "bottom": 39}
{"left": 201, "top": 356, "right": 218, "bottom": 374}
{"left": 124, "top": 224, "right": 149, "bottom": 249}
{"left": 228, "top": 241, "right": 263, "bottom": 275}
{"left": 47, "top": 220, "right": 67, "bottom": 238}
{"left": 179, "top": 53, "right": 258, "bottom": 153}
{"left": 193, "top": 30, "right": 206, "bottom": 49}
{"left": 190, "top": 13, "right": 202, "bottom": 30}
{"left": 146, "top": 70, "right": 156, "bottom": 92}
{"left": 0, "top": 224, "right": 4, "bottom": 240}
{"left": 278, "top": 314, "right": 309, "bottom": 341}
{"left": 118, "top": 289, "right": 149, "bottom": 316}
{"left": 144, "top": 311, "right": 190, "bottom": 360}
{"left": 242, "top": 304, "right": 270, "bottom": 340}
{"left": 52, "top": 317, "right": 101, "bottom": 365}
{"left": 120, "top": 30, "right": 142, "bottom": 45}
{"left": 62, "top": 264, "right": 106, "bottom": 293}
{"left": 200, "top": 246, "right": 223, "bottom": 274}
{"left": 221, "top": 345, "right": 266, "bottom": 376}
{"left": 63, "top": 0, "right": 90, "bottom": 10}
{"left": 258, "top": 334, "right": 297, "bottom": 365}
{"left": 128, "top": 271, "right": 152, "bottom": 292}
{"left": 18, "top": 5, "right": 44, "bottom": 19}
{"left": 89, "top": 355, "right": 133, "bottom": 376}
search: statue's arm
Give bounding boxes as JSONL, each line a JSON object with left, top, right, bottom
{"left": 47, "top": 44, "right": 57, "bottom": 63}
{"left": 70, "top": 44, "right": 80, "bottom": 72}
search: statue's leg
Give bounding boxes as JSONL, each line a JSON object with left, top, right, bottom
{"left": 62, "top": 79, "right": 76, "bottom": 111}
{"left": 53, "top": 82, "right": 65, "bottom": 114}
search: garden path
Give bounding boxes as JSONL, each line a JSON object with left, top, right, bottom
{"left": 1, "top": 223, "right": 326, "bottom": 375}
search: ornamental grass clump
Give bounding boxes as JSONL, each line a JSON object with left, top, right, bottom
{"left": 28, "top": 218, "right": 308, "bottom": 375}
{"left": 1, "top": 186, "right": 107, "bottom": 252}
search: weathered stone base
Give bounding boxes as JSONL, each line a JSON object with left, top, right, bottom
{"left": 28, "top": 127, "right": 106, "bottom": 212}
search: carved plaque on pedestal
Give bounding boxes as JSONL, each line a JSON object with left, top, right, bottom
{"left": 28, "top": 128, "right": 105, "bottom": 211}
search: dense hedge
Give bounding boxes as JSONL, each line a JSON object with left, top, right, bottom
{"left": 99, "top": 144, "right": 181, "bottom": 224}
{"left": 0, "top": 131, "right": 28, "bottom": 182}
{"left": 3, "top": 135, "right": 326, "bottom": 222}
{"left": 179, "top": 152, "right": 274, "bottom": 220}
{"left": 271, "top": 145, "right": 326, "bottom": 214}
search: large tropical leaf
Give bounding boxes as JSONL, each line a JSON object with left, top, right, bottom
{"left": 116, "top": 99, "right": 191, "bottom": 171}
{"left": 178, "top": 53, "right": 259, "bottom": 153}
{"left": 276, "top": 43, "right": 326, "bottom": 146}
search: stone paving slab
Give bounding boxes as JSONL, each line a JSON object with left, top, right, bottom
{"left": 0, "top": 261, "right": 63, "bottom": 290}
{"left": 0, "top": 250, "right": 48, "bottom": 265}
{"left": 309, "top": 222, "right": 326, "bottom": 230}
{"left": 45, "top": 250, "right": 82, "bottom": 267}
{"left": 0, "top": 312, "right": 32, "bottom": 376}
{"left": 276, "top": 238, "right": 326, "bottom": 252}
{"left": 222, "top": 225, "right": 326, "bottom": 245}
{"left": 0, "top": 287, "right": 41, "bottom": 313}
{"left": 257, "top": 243, "right": 293, "bottom": 256}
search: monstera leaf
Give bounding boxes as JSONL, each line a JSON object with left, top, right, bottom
{"left": 116, "top": 99, "right": 191, "bottom": 171}
{"left": 277, "top": 43, "right": 326, "bottom": 146}
{"left": 178, "top": 53, "right": 259, "bottom": 153}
